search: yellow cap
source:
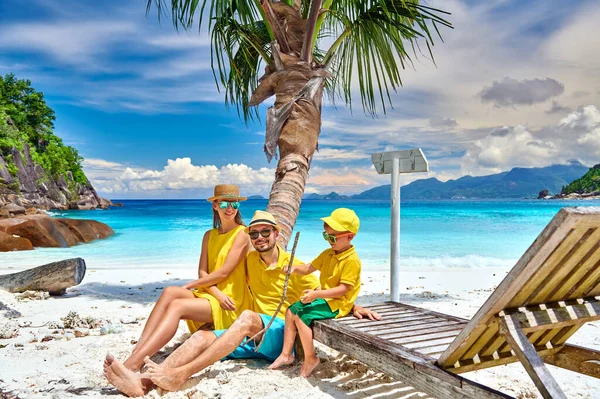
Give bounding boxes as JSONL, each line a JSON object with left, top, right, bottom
{"left": 244, "top": 210, "right": 281, "bottom": 234}
{"left": 321, "top": 208, "right": 360, "bottom": 234}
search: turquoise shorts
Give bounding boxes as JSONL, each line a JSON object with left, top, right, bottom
{"left": 289, "top": 298, "right": 339, "bottom": 327}
{"left": 213, "top": 314, "right": 284, "bottom": 362}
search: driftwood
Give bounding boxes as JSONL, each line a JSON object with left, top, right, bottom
{"left": 0, "top": 258, "right": 86, "bottom": 295}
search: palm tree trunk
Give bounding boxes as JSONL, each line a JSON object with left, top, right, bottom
{"left": 267, "top": 86, "right": 323, "bottom": 248}
{"left": 266, "top": 153, "right": 309, "bottom": 247}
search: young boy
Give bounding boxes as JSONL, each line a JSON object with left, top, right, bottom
{"left": 269, "top": 208, "right": 361, "bottom": 377}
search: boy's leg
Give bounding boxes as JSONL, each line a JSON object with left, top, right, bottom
{"left": 268, "top": 308, "right": 297, "bottom": 369}
{"left": 295, "top": 317, "right": 319, "bottom": 378}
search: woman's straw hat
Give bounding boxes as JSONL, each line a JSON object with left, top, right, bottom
{"left": 207, "top": 184, "right": 247, "bottom": 202}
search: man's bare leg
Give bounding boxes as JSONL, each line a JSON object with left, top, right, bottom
{"left": 269, "top": 309, "right": 296, "bottom": 369}
{"left": 295, "top": 316, "right": 319, "bottom": 377}
{"left": 144, "top": 310, "right": 263, "bottom": 392}
{"left": 103, "top": 354, "right": 148, "bottom": 397}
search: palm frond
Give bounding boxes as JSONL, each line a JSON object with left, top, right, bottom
{"left": 321, "top": 0, "right": 452, "bottom": 115}
{"left": 147, "top": 0, "right": 264, "bottom": 31}
{"left": 212, "top": 17, "right": 272, "bottom": 121}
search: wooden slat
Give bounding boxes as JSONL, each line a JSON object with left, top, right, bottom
{"left": 467, "top": 324, "right": 501, "bottom": 358}
{"left": 525, "top": 228, "right": 599, "bottom": 304}
{"left": 507, "top": 227, "right": 586, "bottom": 308}
{"left": 376, "top": 322, "right": 463, "bottom": 339}
{"left": 341, "top": 314, "right": 437, "bottom": 328}
{"left": 499, "top": 315, "right": 568, "bottom": 399}
{"left": 547, "top": 233, "right": 600, "bottom": 302}
{"left": 448, "top": 346, "right": 563, "bottom": 374}
{"left": 392, "top": 330, "right": 461, "bottom": 345}
{"left": 361, "top": 318, "right": 457, "bottom": 334}
{"left": 571, "top": 260, "right": 600, "bottom": 298}
{"left": 404, "top": 336, "right": 457, "bottom": 350}
{"left": 313, "top": 318, "right": 511, "bottom": 399}
{"left": 499, "top": 298, "right": 600, "bottom": 332}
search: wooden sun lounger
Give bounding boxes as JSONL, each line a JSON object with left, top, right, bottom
{"left": 313, "top": 207, "right": 600, "bottom": 399}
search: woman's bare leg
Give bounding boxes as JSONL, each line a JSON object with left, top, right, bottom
{"left": 123, "top": 297, "right": 213, "bottom": 371}
{"left": 134, "top": 286, "right": 195, "bottom": 351}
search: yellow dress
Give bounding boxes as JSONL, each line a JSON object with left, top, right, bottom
{"left": 186, "top": 225, "right": 251, "bottom": 333}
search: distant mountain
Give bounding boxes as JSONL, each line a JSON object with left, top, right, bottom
{"left": 304, "top": 192, "right": 351, "bottom": 200}
{"left": 352, "top": 162, "right": 589, "bottom": 200}
{"left": 562, "top": 164, "right": 600, "bottom": 194}
{"left": 247, "top": 195, "right": 266, "bottom": 200}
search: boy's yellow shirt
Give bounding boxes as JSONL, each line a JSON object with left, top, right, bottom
{"left": 311, "top": 245, "right": 361, "bottom": 317}
{"left": 246, "top": 245, "right": 319, "bottom": 319}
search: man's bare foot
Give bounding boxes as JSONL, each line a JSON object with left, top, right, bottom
{"left": 268, "top": 354, "right": 295, "bottom": 370}
{"left": 143, "top": 356, "right": 188, "bottom": 392}
{"left": 299, "top": 356, "right": 320, "bottom": 378}
{"left": 104, "top": 358, "right": 147, "bottom": 397}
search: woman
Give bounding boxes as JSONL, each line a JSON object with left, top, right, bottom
{"left": 118, "top": 184, "right": 252, "bottom": 371}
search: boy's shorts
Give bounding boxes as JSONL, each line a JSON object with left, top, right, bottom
{"left": 212, "top": 314, "right": 283, "bottom": 362}
{"left": 289, "top": 298, "right": 339, "bottom": 326}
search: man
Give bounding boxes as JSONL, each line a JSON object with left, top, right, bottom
{"left": 104, "top": 210, "right": 381, "bottom": 396}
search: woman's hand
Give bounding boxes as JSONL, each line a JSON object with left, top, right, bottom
{"left": 300, "top": 289, "right": 319, "bottom": 304}
{"left": 216, "top": 292, "right": 236, "bottom": 311}
{"left": 181, "top": 282, "right": 194, "bottom": 290}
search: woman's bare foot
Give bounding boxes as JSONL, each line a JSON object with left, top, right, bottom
{"left": 143, "top": 356, "right": 188, "bottom": 392}
{"left": 299, "top": 356, "right": 320, "bottom": 378}
{"left": 268, "top": 353, "right": 295, "bottom": 370}
{"left": 104, "top": 358, "right": 147, "bottom": 397}
{"left": 103, "top": 353, "right": 115, "bottom": 372}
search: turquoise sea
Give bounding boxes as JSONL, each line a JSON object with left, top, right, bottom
{"left": 2, "top": 199, "right": 600, "bottom": 271}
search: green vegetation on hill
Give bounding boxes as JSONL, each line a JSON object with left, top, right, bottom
{"left": 562, "top": 164, "right": 600, "bottom": 194}
{"left": 0, "top": 74, "right": 87, "bottom": 186}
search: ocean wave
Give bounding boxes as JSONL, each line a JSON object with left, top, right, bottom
{"left": 363, "top": 254, "right": 515, "bottom": 270}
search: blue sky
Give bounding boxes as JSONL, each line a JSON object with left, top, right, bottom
{"left": 1, "top": 0, "right": 599, "bottom": 199}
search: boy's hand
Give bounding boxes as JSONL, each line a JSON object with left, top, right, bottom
{"left": 300, "top": 289, "right": 319, "bottom": 304}
{"left": 353, "top": 305, "right": 382, "bottom": 320}
{"left": 282, "top": 264, "right": 294, "bottom": 274}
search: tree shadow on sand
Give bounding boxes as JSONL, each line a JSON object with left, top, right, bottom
{"left": 62, "top": 278, "right": 194, "bottom": 305}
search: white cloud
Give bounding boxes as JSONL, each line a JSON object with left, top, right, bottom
{"left": 86, "top": 157, "right": 275, "bottom": 196}
{"left": 461, "top": 105, "right": 600, "bottom": 175}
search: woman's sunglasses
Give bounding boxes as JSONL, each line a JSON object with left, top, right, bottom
{"left": 249, "top": 228, "right": 274, "bottom": 240}
{"left": 322, "top": 231, "right": 352, "bottom": 244}
{"left": 218, "top": 201, "right": 240, "bottom": 210}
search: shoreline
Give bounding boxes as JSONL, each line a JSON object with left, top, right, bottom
{"left": 1, "top": 267, "right": 598, "bottom": 398}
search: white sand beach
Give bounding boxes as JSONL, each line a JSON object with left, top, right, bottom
{"left": 1, "top": 266, "right": 599, "bottom": 399}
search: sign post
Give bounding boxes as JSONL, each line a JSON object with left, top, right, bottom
{"left": 371, "top": 149, "right": 429, "bottom": 302}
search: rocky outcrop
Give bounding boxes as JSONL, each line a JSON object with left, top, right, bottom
{"left": 537, "top": 189, "right": 549, "bottom": 199}
{"left": 0, "top": 214, "right": 113, "bottom": 252}
{"left": 0, "top": 143, "right": 111, "bottom": 211}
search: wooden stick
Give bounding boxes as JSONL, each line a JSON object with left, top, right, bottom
{"left": 245, "top": 231, "right": 300, "bottom": 350}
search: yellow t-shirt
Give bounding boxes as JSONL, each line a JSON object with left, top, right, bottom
{"left": 311, "top": 246, "right": 361, "bottom": 317}
{"left": 246, "top": 245, "right": 319, "bottom": 320}
{"left": 187, "top": 225, "right": 252, "bottom": 332}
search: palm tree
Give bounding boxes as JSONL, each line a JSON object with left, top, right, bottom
{"left": 147, "top": 0, "right": 452, "bottom": 247}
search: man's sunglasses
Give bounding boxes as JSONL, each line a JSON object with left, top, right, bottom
{"left": 322, "top": 231, "right": 352, "bottom": 244}
{"left": 249, "top": 228, "right": 274, "bottom": 240}
{"left": 218, "top": 201, "right": 240, "bottom": 210}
